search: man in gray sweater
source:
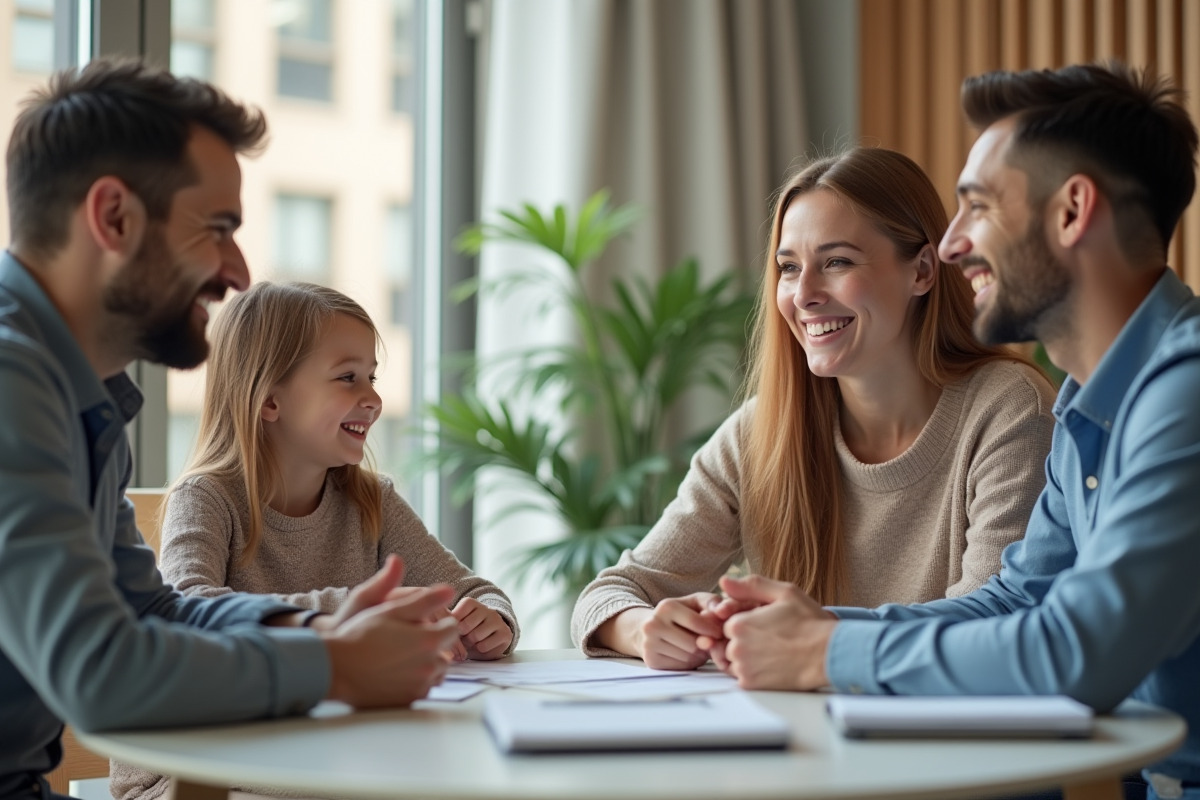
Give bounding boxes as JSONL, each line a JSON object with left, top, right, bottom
{"left": 0, "top": 58, "right": 459, "bottom": 800}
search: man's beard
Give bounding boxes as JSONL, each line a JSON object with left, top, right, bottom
{"left": 103, "top": 227, "right": 213, "bottom": 369}
{"left": 973, "top": 215, "right": 1072, "bottom": 346}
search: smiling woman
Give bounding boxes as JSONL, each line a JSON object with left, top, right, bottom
{"left": 573, "top": 147, "right": 1059, "bottom": 671}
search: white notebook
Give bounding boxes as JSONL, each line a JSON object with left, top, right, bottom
{"left": 483, "top": 691, "right": 791, "bottom": 753}
{"left": 826, "top": 695, "right": 1094, "bottom": 739}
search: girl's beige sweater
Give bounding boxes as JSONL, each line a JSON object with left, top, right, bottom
{"left": 111, "top": 472, "right": 516, "bottom": 800}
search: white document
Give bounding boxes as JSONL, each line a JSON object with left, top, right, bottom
{"left": 445, "top": 659, "right": 680, "bottom": 686}
{"left": 483, "top": 691, "right": 791, "bottom": 752}
{"left": 423, "top": 680, "right": 488, "bottom": 702}
{"left": 826, "top": 695, "right": 1094, "bottom": 738}
{"left": 538, "top": 673, "right": 739, "bottom": 701}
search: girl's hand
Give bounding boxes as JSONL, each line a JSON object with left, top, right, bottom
{"left": 384, "top": 585, "right": 468, "bottom": 661}
{"left": 451, "top": 597, "right": 514, "bottom": 660}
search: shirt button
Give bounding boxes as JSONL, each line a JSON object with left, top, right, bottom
{"left": 100, "top": 409, "right": 114, "bottom": 420}
{"left": 849, "top": 684, "right": 864, "bottom": 694}
{"left": 1085, "top": 475, "right": 1099, "bottom": 490}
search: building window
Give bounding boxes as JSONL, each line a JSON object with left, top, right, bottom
{"left": 13, "top": 0, "right": 55, "bottom": 74}
{"left": 273, "top": 193, "right": 333, "bottom": 281}
{"left": 275, "top": 0, "right": 334, "bottom": 102}
{"left": 171, "top": 0, "right": 216, "bottom": 81}
{"left": 390, "top": 0, "right": 414, "bottom": 114}
{"left": 385, "top": 203, "right": 413, "bottom": 328}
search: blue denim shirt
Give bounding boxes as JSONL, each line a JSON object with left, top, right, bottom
{"left": 0, "top": 253, "right": 329, "bottom": 785}
{"left": 828, "top": 268, "right": 1200, "bottom": 782}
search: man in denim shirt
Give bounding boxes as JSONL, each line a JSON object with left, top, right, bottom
{"left": 0, "top": 59, "right": 459, "bottom": 800}
{"left": 705, "top": 63, "right": 1200, "bottom": 800}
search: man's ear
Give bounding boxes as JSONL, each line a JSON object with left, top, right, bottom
{"left": 261, "top": 393, "right": 281, "bottom": 423}
{"left": 912, "top": 243, "right": 937, "bottom": 297}
{"left": 83, "top": 176, "right": 146, "bottom": 257}
{"left": 1050, "top": 173, "right": 1098, "bottom": 249}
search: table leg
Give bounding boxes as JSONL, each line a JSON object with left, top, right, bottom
{"left": 164, "top": 778, "right": 229, "bottom": 800}
{"left": 1062, "top": 778, "right": 1123, "bottom": 800}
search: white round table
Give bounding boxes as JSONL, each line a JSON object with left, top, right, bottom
{"left": 79, "top": 650, "right": 1185, "bottom": 800}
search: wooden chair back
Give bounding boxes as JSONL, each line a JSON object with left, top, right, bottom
{"left": 44, "top": 488, "right": 168, "bottom": 794}
{"left": 127, "top": 487, "right": 168, "bottom": 556}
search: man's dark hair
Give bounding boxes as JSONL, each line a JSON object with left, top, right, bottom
{"left": 962, "top": 61, "right": 1198, "bottom": 260}
{"left": 6, "top": 57, "right": 267, "bottom": 259}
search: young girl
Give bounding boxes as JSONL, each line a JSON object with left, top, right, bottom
{"left": 111, "top": 281, "right": 517, "bottom": 800}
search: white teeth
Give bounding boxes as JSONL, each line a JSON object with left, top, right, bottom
{"left": 343, "top": 423, "right": 366, "bottom": 435}
{"left": 805, "top": 319, "right": 850, "bottom": 337}
{"left": 970, "top": 273, "right": 996, "bottom": 293}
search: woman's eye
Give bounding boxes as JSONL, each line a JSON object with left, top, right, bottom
{"left": 368, "top": 374, "right": 378, "bottom": 385}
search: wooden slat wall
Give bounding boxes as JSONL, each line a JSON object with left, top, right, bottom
{"left": 860, "top": 0, "right": 1200, "bottom": 290}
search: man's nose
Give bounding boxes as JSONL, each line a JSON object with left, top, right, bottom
{"left": 939, "top": 212, "right": 970, "bottom": 264}
{"left": 221, "top": 240, "right": 251, "bottom": 292}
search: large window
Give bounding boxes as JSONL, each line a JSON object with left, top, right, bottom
{"left": 165, "top": 0, "right": 422, "bottom": 489}
{"left": 0, "top": 0, "right": 466, "bottom": 542}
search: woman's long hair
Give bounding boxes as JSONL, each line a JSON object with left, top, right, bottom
{"left": 741, "top": 147, "right": 1033, "bottom": 604}
{"left": 179, "top": 281, "right": 383, "bottom": 566}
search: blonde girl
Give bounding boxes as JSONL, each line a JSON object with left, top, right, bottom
{"left": 572, "top": 147, "right": 1056, "bottom": 670}
{"left": 111, "top": 282, "right": 518, "bottom": 799}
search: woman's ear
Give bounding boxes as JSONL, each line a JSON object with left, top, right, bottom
{"left": 261, "top": 393, "right": 281, "bottom": 423}
{"left": 912, "top": 244, "right": 937, "bottom": 297}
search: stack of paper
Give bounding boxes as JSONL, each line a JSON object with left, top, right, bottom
{"left": 825, "top": 695, "right": 1094, "bottom": 738}
{"left": 483, "top": 691, "right": 791, "bottom": 753}
{"left": 441, "top": 659, "right": 737, "bottom": 701}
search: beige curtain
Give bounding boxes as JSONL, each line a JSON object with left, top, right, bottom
{"left": 860, "top": 0, "right": 1200, "bottom": 290}
{"left": 475, "top": 0, "right": 806, "bottom": 646}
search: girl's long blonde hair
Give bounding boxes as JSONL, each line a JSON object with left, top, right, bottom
{"left": 741, "top": 147, "right": 1036, "bottom": 604}
{"left": 180, "top": 281, "right": 383, "bottom": 565}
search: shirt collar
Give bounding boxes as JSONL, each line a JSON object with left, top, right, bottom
{"left": 1057, "top": 269, "right": 1194, "bottom": 430}
{"left": 0, "top": 251, "right": 142, "bottom": 422}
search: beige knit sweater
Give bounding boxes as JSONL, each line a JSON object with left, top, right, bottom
{"left": 572, "top": 360, "right": 1056, "bottom": 656}
{"left": 111, "top": 472, "right": 517, "bottom": 800}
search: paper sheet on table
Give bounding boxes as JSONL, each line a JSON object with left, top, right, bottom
{"left": 425, "top": 680, "right": 488, "bottom": 702}
{"left": 535, "top": 672, "right": 739, "bottom": 700}
{"left": 444, "top": 659, "right": 685, "bottom": 686}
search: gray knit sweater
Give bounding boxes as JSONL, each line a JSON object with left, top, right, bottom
{"left": 111, "top": 472, "right": 516, "bottom": 800}
{"left": 572, "top": 360, "right": 1056, "bottom": 656}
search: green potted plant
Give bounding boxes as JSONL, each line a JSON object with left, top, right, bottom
{"left": 419, "top": 190, "right": 755, "bottom": 605}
